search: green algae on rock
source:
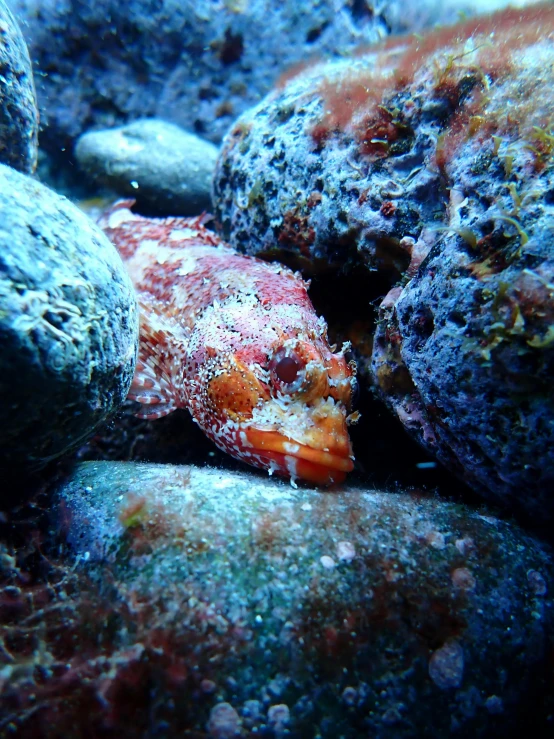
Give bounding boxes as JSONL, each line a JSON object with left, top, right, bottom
{"left": 1, "top": 462, "right": 550, "bottom": 737}
{"left": 0, "top": 165, "right": 138, "bottom": 471}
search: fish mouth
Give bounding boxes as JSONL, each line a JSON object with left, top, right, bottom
{"left": 244, "top": 428, "right": 354, "bottom": 486}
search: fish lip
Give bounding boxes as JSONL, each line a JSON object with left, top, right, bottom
{"left": 244, "top": 429, "right": 354, "bottom": 474}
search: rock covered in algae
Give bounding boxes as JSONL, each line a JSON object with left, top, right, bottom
{"left": 2, "top": 461, "right": 551, "bottom": 737}
{"left": 371, "top": 221, "right": 554, "bottom": 521}
{"left": 370, "top": 7, "right": 554, "bottom": 519}
{"left": 213, "top": 5, "right": 553, "bottom": 271}
{"left": 0, "top": 164, "right": 138, "bottom": 470}
{"left": 0, "top": 0, "right": 38, "bottom": 172}
{"left": 74, "top": 119, "right": 219, "bottom": 215}
{"left": 213, "top": 5, "right": 554, "bottom": 517}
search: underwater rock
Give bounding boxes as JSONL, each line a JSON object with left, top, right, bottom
{"left": 370, "top": 9, "right": 554, "bottom": 519}
{"left": 2, "top": 460, "right": 552, "bottom": 737}
{"left": 9, "top": 0, "right": 389, "bottom": 172}
{"left": 0, "top": 0, "right": 38, "bottom": 172}
{"left": 8, "top": 0, "right": 512, "bottom": 185}
{"left": 75, "top": 119, "right": 219, "bottom": 215}
{"left": 372, "top": 220, "right": 554, "bottom": 520}
{"left": 213, "top": 5, "right": 554, "bottom": 516}
{"left": 0, "top": 164, "right": 138, "bottom": 470}
{"left": 213, "top": 5, "right": 553, "bottom": 272}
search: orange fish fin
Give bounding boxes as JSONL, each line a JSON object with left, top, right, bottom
{"left": 127, "top": 296, "right": 187, "bottom": 420}
{"left": 128, "top": 376, "right": 177, "bottom": 419}
{"left": 128, "top": 357, "right": 177, "bottom": 419}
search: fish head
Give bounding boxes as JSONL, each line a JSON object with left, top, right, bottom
{"left": 198, "top": 331, "right": 357, "bottom": 486}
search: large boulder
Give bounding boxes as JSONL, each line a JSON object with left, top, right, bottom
{"left": 0, "top": 0, "right": 38, "bottom": 172}
{"left": 3, "top": 461, "right": 553, "bottom": 736}
{"left": 0, "top": 462, "right": 554, "bottom": 739}
{"left": 0, "top": 164, "right": 138, "bottom": 470}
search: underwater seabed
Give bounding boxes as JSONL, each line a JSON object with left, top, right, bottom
{"left": 1, "top": 0, "right": 554, "bottom": 736}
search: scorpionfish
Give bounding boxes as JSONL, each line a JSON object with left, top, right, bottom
{"left": 100, "top": 201, "right": 357, "bottom": 486}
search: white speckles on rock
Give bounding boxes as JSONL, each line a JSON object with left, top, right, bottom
{"left": 455, "top": 537, "right": 475, "bottom": 555}
{"left": 213, "top": 477, "right": 237, "bottom": 490}
{"left": 320, "top": 555, "right": 336, "bottom": 570}
{"left": 341, "top": 686, "right": 358, "bottom": 705}
{"left": 429, "top": 641, "right": 464, "bottom": 689}
{"left": 267, "top": 703, "right": 290, "bottom": 736}
{"left": 382, "top": 704, "right": 403, "bottom": 725}
{"left": 279, "top": 621, "right": 295, "bottom": 645}
{"left": 267, "top": 675, "right": 291, "bottom": 698}
{"left": 336, "top": 540, "right": 356, "bottom": 562}
{"left": 478, "top": 515, "right": 499, "bottom": 526}
{"left": 207, "top": 702, "right": 242, "bottom": 739}
{"left": 241, "top": 699, "right": 263, "bottom": 728}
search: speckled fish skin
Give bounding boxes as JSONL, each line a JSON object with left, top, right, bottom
{"left": 99, "top": 201, "right": 356, "bottom": 485}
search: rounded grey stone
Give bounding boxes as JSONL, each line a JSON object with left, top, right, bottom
{"left": 0, "top": 0, "right": 38, "bottom": 172}
{"left": 15, "top": 460, "right": 550, "bottom": 737}
{"left": 0, "top": 164, "right": 138, "bottom": 469}
{"left": 75, "top": 119, "right": 219, "bottom": 215}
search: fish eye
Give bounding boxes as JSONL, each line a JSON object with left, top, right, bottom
{"left": 274, "top": 355, "right": 301, "bottom": 384}
{"left": 269, "top": 348, "right": 307, "bottom": 394}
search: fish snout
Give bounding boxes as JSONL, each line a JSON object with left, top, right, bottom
{"left": 243, "top": 400, "right": 354, "bottom": 486}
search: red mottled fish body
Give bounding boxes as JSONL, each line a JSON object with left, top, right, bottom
{"left": 99, "top": 201, "right": 356, "bottom": 485}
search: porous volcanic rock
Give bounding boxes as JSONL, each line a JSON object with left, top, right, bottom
{"left": 2, "top": 461, "right": 550, "bottom": 737}
{"left": 0, "top": 164, "right": 138, "bottom": 470}
{"left": 8, "top": 0, "right": 521, "bottom": 186}
{"left": 74, "top": 119, "right": 219, "bottom": 215}
{"left": 0, "top": 0, "right": 38, "bottom": 172}
{"left": 213, "top": 5, "right": 554, "bottom": 517}
{"left": 213, "top": 5, "right": 552, "bottom": 270}
{"left": 370, "top": 9, "right": 554, "bottom": 519}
